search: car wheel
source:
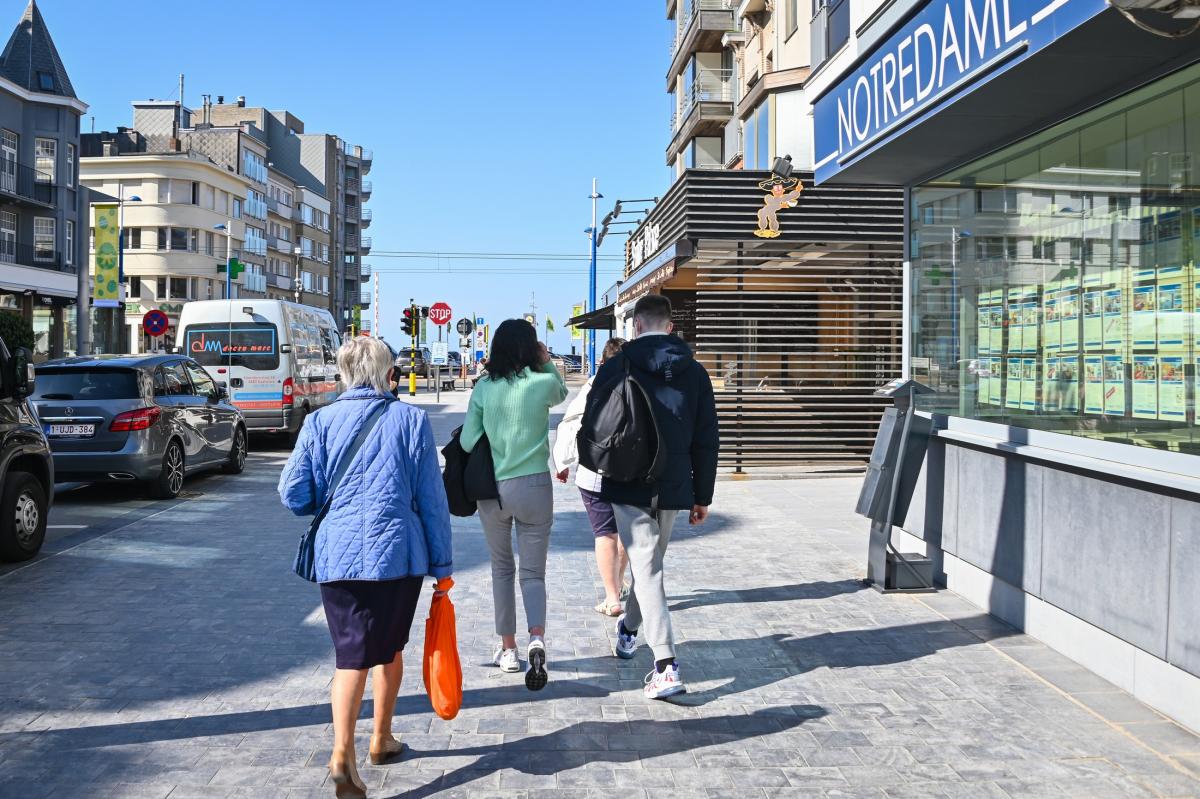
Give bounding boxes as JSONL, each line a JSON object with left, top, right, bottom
{"left": 222, "top": 426, "right": 247, "bottom": 474}
{"left": 0, "top": 471, "right": 47, "bottom": 562}
{"left": 285, "top": 406, "right": 308, "bottom": 448}
{"left": 149, "top": 440, "right": 185, "bottom": 499}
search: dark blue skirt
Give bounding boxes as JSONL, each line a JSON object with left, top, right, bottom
{"left": 320, "top": 576, "right": 425, "bottom": 669}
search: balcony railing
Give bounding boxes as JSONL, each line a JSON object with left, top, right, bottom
{"left": 0, "top": 240, "right": 62, "bottom": 270}
{"left": 344, "top": 204, "right": 359, "bottom": 222}
{"left": 360, "top": 263, "right": 372, "bottom": 278}
{"left": 359, "top": 289, "right": 372, "bottom": 306}
{"left": 670, "top": 0, "right": 735, "bottom": 60}
{"left": 360, "top": 236, "right": 372, "bottom": 252}
{"left": 345, "top": 177, "right": 359, "bottom": 194}
{"left": 360, "top": 208, "right": 372, "bottom": 226}
{"left": 684, "top": 69, "right": 734, "bottom": 108}
{"left": 268, "top": 272, "right": 294, "bottom": 290}
{"left": 0, "top": 162, "right": 55, "bottom": 207}
{"left": 342, "top": 142, "right": 374, "bottom": 163}
{"left": 360, "top": 180, "right": 373, "bottom": 196}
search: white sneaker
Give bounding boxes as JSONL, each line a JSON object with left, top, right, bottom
{"left": 492, "top": 644, "right": 520, "bottom": 673}
{"left": 525, "top": 638, "right": 548, "bottom": 691}
{"left": 614, "top": 618, "right": 638, "bottom": 659}
{"left": 643, "top": 663, "right": 686, "bottom": 700}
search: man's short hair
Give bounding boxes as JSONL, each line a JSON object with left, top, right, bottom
{"left": 633, "top": 294, "right": 672, "bottom": 330}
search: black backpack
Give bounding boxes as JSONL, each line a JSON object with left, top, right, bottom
{"left": 577, "top": 358, "right": 666, "bottom": 484}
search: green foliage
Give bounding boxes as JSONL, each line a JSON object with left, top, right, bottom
{"left": 0, "top": 312, "right": 34, "bottom": 352}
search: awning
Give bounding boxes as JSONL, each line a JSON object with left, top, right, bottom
{"left": 0, "top": 263, "right": 78, "bottom": 299}
{"left": 568, "top": 305, "right": 615, "bottom": 330}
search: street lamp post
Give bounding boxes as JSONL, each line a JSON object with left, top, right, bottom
{"left": 587, "top": 179, "right": 602, "bottom": 376}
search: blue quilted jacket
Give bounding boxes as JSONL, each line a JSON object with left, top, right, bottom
{"left": 278, "top": 387, "right": 454, "bottom": 583}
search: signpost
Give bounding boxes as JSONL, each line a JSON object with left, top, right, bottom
{"left": 430, "top": 342, "right": 449, "bottom": 401}
{"left": 142, "top": 309, "right": 169, "bottom": 350}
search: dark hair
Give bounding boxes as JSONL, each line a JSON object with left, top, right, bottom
{"left": 486, "top": 319, "right": 542, "bottom": 382}
{"left": 602, "top": 337, "right": 626, "bottom": 362}
{"left": 633, "top": 294, "right": 672, "bottom": 329}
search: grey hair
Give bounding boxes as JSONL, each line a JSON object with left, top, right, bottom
{"left": 337, "top": 336, "right": 393, "bottom": 394}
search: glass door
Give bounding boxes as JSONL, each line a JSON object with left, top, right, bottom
{"left": 0, "top": 210, "right": 16, "bottom": 263}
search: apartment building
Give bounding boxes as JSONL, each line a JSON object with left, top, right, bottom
{"left": 208, "top": 99, "right": 372, "bottom": 331}
{"left": 265, "top": 165, "right": 298, "bottom": 302}
{"left": 292, "top": 186, "right": 331, "bottom": 307}
{"left": 0, "top": 0, "right": 88, "bottom": 361}
{"left": 806, "top": 0, "right": 1200, "bottom": 732}
{"left": 78, "top": 150, "right": 253, "bottom": 353}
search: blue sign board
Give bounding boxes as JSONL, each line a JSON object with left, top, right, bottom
{"left": 813, "top": 0, "right": 1106, "bottom": 183}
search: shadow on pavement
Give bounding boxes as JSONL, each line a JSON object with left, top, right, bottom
{"left": 668, "top": 579, "right": 866, "bottom": 612}
{"left": 392, "top": 705, "right": 830, "bottom": 798}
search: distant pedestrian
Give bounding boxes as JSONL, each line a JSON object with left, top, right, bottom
{"left": 553, "top": 337, "right": 630, "bottom": 617}
{"left": 278, "top": 336, "right": 453, "bottom": 799}
{"left": 582, "top": 294, "right": 718, "bottom": 700}
{"left": 462, "top": 319, "right": 568, "bottom": 690}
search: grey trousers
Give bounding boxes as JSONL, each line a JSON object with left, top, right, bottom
{"left": 613, "top": 504, "right": 680, "bottom": 661}
{"left": 478, "top": 472, "right": 553, "bottom": 636}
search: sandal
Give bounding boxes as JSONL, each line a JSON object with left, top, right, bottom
{"left": 594, "top": 601, "right": 622, "bottom": 616}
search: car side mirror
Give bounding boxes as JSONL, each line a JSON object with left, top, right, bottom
{"left": 216, "top": 382, "right": 229, "bottom": 400}
{"left": 11, "top": 347, "right": 34, "bottom": 398}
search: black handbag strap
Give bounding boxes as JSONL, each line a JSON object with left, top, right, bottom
{"left": 312, "top": 399, "right": 391, "bottom": 527}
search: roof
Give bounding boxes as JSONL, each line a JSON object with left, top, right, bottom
{"left": 0, "top": 1, "right": 75, "bottom": 99}
{"left": 37, "top": 354, "right": 180, "bottom": 370}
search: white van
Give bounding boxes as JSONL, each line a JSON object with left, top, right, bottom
{"left": 177, "top": 300, "right": 342, "bottom": 440}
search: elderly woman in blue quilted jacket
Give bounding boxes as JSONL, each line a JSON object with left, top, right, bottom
{"left": 279, "top": 336, "right": 453, "bottom": 799}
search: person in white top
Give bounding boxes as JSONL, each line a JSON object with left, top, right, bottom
{"left": 553, "top": 338, "right": 629, "bottom": 616}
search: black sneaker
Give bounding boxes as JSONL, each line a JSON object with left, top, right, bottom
{"left": 525, "top": 639, "right": 548, "bottom": 691}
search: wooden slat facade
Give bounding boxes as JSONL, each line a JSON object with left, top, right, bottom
{"left": 623, "top": 169, "right": 905, "bottom": 472}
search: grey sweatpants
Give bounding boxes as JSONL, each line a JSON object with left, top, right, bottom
{"left": 613, "top": 504, "right": 680, "bottom": 661}
{"left": 478, "top": 472, "right": 553, "bottom": 636}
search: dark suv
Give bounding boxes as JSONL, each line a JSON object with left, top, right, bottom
{"left": 0, "top": 339, "right": 52, "bottom": 562}
{"left": 395, "top": 347, "right": 432, "bottom": 378}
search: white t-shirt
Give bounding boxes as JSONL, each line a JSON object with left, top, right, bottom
{"left": 552, "top": 377, "right": 604, "bottom": 493}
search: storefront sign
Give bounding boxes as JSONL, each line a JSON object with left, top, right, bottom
{"left": 812, "top": 0, "right": 1106, "bottom": 183}
{"left": 92, "top": 204, "right": 120, "bottom": 308}
{"left": 627, "top": 222, "right": 661, "bottom": 273}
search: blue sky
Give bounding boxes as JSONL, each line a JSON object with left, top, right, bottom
{"left": 39, "top": 0, "right": 669, "bottom": 353}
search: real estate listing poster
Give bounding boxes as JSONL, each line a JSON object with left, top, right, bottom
{"left": 1022, "top": 301, "right": 1039, "bottom": 353}
{"left": 1159, "top": 356, "right": 1186, "bottom": 421}
{"left": 977, "top": 291, "right": 990, "bottom": 356}
{"left": 977, "top": 360, "right": 990, "bottom": 406}
{"left": 1021, "top": 358, "right": 1038, "bottom": 410}
{"left": 1005, "top": 358, "right": 1022, "bottom": 409}
{"left": 989, "top": 358, "right": 1003, "bottom": 405}
{"left": 1043, "top": 359, "right": 1060, "bottom": 411}
{"left": 1103, "top": 288, "right": 1125, "bottom": 349}
{"left": 1007, "top": 293, "right": 1023, "bottom": 353}
{"left": 1085, "top": 356, "right": 1104, "bottom": 414}
{"left": 1193, "top": 281, "right": 1200, "bottom": 350}
{"left": 1157, "top": 283, "right": 1185, "bottom": 348}
{"left": 1131, "top": 285, "right": 1157, "bottom": 349}
{"left": 991, "top": 300, "right": 1006, "bottom": 353}
{"left": 1132, "top": 355, "right": 1158, "bottom": 419}
{"left": 1104, "top": 355, "right": 1126, "bottom": 416}
{"left": 1044, "top": 294, "right": 1060, "bottom": 352}
{"left": 1083, "top": 291, "right": 1103, "bottom": 349}
{"left": 1060, "top": 355, "right": 1079, "bottom": 412}
{"left": 1060, "top": 290, "right": 1079, "bottom": 351}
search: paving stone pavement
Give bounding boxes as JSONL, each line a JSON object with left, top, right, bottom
{"left": 1, "top": 387, "right": 1198, "bottom": 798}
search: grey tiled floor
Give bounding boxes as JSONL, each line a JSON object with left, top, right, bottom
{"left": 0, "top": 389, "right": 1197, "bottom": 798}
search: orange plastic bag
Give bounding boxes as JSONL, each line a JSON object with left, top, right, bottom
{"left": 423, "top": 577, "right": 462, "bottom": 720}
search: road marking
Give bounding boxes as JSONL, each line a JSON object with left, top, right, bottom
{"left": 47, "top": 524, "right": 88, "bottom": 529}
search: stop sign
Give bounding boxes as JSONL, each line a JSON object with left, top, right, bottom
{"left": 429, "top": 302, "right": 452, "bottom": 326}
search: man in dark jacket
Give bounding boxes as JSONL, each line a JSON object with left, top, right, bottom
{"left": 591, "top": 294, "right": 718, "bottom": 700}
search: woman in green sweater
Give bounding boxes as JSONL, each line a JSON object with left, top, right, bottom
{"left": 461, "top": 319, "right": 568, "bottom": 691}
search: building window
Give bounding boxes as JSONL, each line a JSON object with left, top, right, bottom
{"left": 786, "top": 0, "right": 798, "bottom": 37}
{"left": 36, "top": 71, "right": 54, "bottom": 91}
{"left": 33, "top": 217, "right": 55, "bottom": 261}
{"left": 128, "top": 276, "right": 141, "bottom": 297}
{"left": 169, "top": 227, "right": 189, "bottom": 251}
{"left": 232, "top": 198, "right": 242, "bottom": 219}
{"left": 34, "top": 138, "right": 55, "bottom": 184}
{"left": 156, "top": 277, "right": 166, "bottom": 299}
{"left": 65, "top": 220, "right": 73, "bottom": 265}
{"left": 1, "top": 130, "right": 18, "bottom": 194}
{"left": 909, "top": 61, "right": 1200, "bottom": 454}
{"left": 205, "top": 230, "right": 214, "bottom": 256}
{"left": 169, "top": 277, "right": 188, "bottom": 299}
{"left": 65, "top": 143, "right": 75, "bottom": 187}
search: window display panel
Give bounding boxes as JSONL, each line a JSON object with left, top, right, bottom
{"left": 910, "top": 63, "right": 1200, "bottom": 454}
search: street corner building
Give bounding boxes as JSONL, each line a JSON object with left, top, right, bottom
{"left": 0, "top": 0, "right": 89, "bottom": 361}
{"left": 807, "top": 0, "right": 1200, "bottom": 732}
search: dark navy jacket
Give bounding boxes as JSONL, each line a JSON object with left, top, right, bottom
{"left": 595, "top": 334, "right": 719, "bottom": 511}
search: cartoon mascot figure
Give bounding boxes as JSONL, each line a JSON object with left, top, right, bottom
{"left": 754, "top": 174, "right": 803, "bottom": 239}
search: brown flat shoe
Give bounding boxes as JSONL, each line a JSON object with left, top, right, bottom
{"left": 329, "top": 759, "right": 367, "bottom": 799}
{"left": 369, "top": 736, "right": 406, "bottom": 765}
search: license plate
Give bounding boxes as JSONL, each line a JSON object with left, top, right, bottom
{"left": 46, "top": 423, "right": 95, "bottom": 437}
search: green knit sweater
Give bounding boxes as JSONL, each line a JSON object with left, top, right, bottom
{"left": 461, "top": 362, "right": 569, "bottom": 482}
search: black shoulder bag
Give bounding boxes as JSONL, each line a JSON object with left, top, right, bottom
{"left": 293, "top": 399, "right": 391, "bottom": 582}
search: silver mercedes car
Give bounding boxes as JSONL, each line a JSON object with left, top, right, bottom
{"left": 32, "top": 354, "right": 248, "bottom": 498}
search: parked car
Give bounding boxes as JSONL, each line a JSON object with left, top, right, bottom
{"left": 0, "top": 340, "right": 52, "bottom": 562}
{"left": 32, "top": 354, "right": 248, "bottom": 499}
{"left": 395, "top": 347, "right": 432, "bottom": 378}
{"left": 178, "top": 299, "right": 342, "bottom": 444}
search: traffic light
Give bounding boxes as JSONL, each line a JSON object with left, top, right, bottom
{"left": 420, "top": 306, "right": 430, "bottom": 319}
{"left": 402, "top": 306, "right": 416, "bottom": 338}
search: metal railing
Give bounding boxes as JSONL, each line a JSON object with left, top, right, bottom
{"left": 359, "top": 289, "right": 372, "bottom": 305}
{"left": 345, "top": 177, "right": 359, "bottom": 193}
{"left": 342, "top": 142, "right": 374, "bottom": 162}
{"left": 360, "top": 180, "right": 373, "bottom": 196}
{"left": 684, "top": 69, "right": 735, "bottom": 107}
{"left": 345, "top": 233, "right": 359, "bottom": 250}
{"left": 0, "top": 162, "right": 54, "bottom": 206}
{"left": 360, "top": 208, "right": 372, "bottom": 224}
{"left": 360, "top": 236, "right": 372, "bottom": 251}
{"left": 670, "top": 0, "right": 735, "bottom": 58}
{"left": 360, "top": 263, "right": 371, "bottom": 278}
{"left": 0, "top": 240, "right": 61, "bottom": 269}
